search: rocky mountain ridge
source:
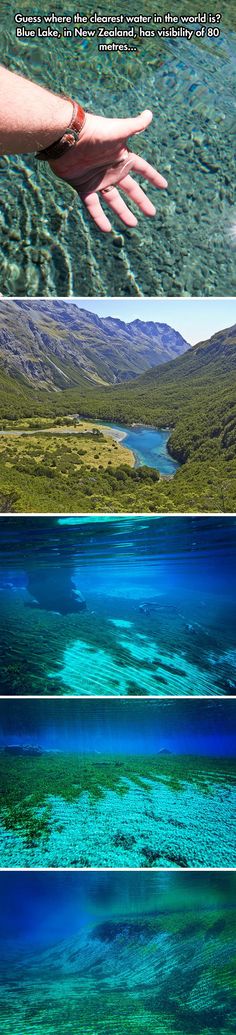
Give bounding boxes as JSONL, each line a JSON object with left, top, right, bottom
{"left": 0, "top": 299, "right": 189, "bottom": 391}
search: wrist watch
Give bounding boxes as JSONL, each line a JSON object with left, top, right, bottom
{"left": 36, "top": 97, "right": 85, "bottom": 161}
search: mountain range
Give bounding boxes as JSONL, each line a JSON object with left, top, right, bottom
{"left": 0, "top": 301, "right": 235, "bottom": 512}
{"left": 89, "top": 322, "right": 236, "bottom": 463}
{"left": 0, "top": 299, "right": 189, "bottom": 390}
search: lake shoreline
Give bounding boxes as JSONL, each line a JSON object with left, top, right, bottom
{"left": 98, "top": 419, "right": 178, "bottom": 476}
{"left": 0, "top": 415, "right": 179, "bottom": 477}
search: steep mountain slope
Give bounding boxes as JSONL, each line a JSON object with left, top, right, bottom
{"left": 0, "top": 299, "right": 189, "bottom": 390}
{"left": 0, "top": 320, "right": 235, "bottom": 513}
{"left": 58, "top": 323, "right": 236, "bottom": 465}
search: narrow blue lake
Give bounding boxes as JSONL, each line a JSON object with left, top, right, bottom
{"left": 103, "top": 421, "right": 180, "bottom": 475}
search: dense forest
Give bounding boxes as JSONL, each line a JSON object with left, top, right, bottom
{"left": 0, "top": 314, "right": 235, "bottom": 513}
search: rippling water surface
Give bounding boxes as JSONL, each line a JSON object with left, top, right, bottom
{"left": 1, "top": 1, "right": 236, "bottom": 295}
{"left": 0, "top": 515, "right": 235, "bottom": 695}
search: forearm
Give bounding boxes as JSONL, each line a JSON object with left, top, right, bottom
{"left": 0, "top": 68, "right": 167, "bottom": 232}
{"left": 0, "top": 66, "right": 74, "bottom": 155}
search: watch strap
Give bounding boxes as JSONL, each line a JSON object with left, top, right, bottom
{"left": 36, "top": 98, "right": 85, "bottom": 161}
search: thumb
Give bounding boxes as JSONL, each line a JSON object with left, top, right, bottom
{"left": 115, "top": 109, "right": 153, "bottom": 141}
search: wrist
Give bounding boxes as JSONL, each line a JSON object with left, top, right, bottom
{"left": 36, "top": 97, "right": 86, "bottom": 161}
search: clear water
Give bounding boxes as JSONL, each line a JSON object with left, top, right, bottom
{"left": 0, "top": 699, "right": 235, "bottom": 868}
{"left": 0, "top": 872, "right": 235, "bottom": 1034}
{"left": 1, "top": 1, "right": 236, "bottom": 295}
{"left": 95, "top": 420, "right": 179, "bottom": 473}
{"left": 2, "top": 697, "right": 234, "bottom": 757}
{"left": 0, "top": 421, "right": 179, "bottom": 474}
{"left": 0, "top": 515, "right": 235, "bottom": 696}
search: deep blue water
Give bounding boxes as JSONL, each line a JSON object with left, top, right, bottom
{"left": 0, "top": 870, "right": 233, "bottom": 951}
{"left": 0, "top": 699, "right": 235, "bottom": 757}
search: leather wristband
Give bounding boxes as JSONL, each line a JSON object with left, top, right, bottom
{"left": 36, "top": 98, "right": 85, "bottom": 161}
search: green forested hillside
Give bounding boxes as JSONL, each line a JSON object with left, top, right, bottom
{"left": 0, "top": 323, "right": 235, "bottom": 513}
{"left": 72, "top": 324, "right": 236, "bottom": 466}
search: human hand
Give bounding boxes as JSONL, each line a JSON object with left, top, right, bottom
{"left": 49, "top": 109, "right": 167, "bottom": 232}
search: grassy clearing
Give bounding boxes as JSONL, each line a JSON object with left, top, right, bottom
{"left": 0, "top": 420, "right": 136, "bottom": 511}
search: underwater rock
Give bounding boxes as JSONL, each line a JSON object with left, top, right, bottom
{"left": 157, "top": 661, "right": 186, "bottom": 677}
{"left": 216, "top": 679, "right": 236, "bottom": 695}
{"left": 154, "top": 675, "right": 168, "bottom": 686}
{"left": 158, "top": 748, "right": 172, "bottom": 755}
{"left": 127, "top": 681, "right": 147, "bottom": 695}
{"left": 165, "top": 851, "right": 189, "bottom": 868}
{"left": 168, "top": 818, "right": 186, "bottom": 828}
{"left": 138, "top": 602, "right": 158, "bottom": 616}
{"left": 26, "top": 567, "right": 86, "bottom": 616}
{"left": 138, "top": 601, "right": 178, "bottom": 616}
{"left": 4, "top": 744, "right": 43, "bottom": 756}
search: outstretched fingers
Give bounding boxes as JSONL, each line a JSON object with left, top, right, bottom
{"left": 130, "top": 153, "right": 168, "bottom": 189}
{"left": 120, "top": 175, "right": 156, "bottom": 217}
{"left": 83, "top": 191, "right": 112, "bottom": 232}
{"left": 101, "top": 186, "right": 138, "bottom": 227}
{"left": 81, "top": 149, "right": 168, "bottom": 229}
{"left": 82, "top": 186, "right": 138, "bottom": 230}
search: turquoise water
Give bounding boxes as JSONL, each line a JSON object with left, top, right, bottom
{"left": 0, "top": 698, "right": 235, "bottom": 868}
{"left": 0, "top": 1, "right": 236, "bottom": 295}
{"left": 0, "top": 422, "right": 179, "bottom": 474}
{"left": 0, "top": 872, "right": 236, "bottom": 1035}
{"left": 97, "top": 421, "right": 179, "bottom": 473}
{"left": 0, "top": 516, "right": 236, "bottom": 696}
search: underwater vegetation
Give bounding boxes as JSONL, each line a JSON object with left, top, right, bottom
{"left": 1, "top": 589, "right": 236, "bottom": 696}
{"left": 0, "top": 516, "right": 235, "bottom": 696}
{"left": 0, "top": 695, "right": 235, "bottom": 870}
{"left": 0, "top": 871, "right": 235, "bottom": 1035}
{"left": 0, "top": 750, "right": 235, "bottom": 868}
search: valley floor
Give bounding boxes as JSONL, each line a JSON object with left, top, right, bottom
{"left": 0, "top": 416, "right": 236, "bottom": 513}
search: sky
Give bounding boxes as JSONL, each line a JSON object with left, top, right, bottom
{"left": 64, "top": 298, "right": 236, "bottom": 346}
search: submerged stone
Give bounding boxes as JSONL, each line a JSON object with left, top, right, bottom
{"left": 158, "top": 749, "right": 172, "bottom": 755}
{"left": 4, "top": 744, "right": 43, "bottom": 756}
{"left": 26, "top": 567, "right": 86, "bottom": 615}
{"left": 138, "top": 601, "right": 158, "bottom": 615}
